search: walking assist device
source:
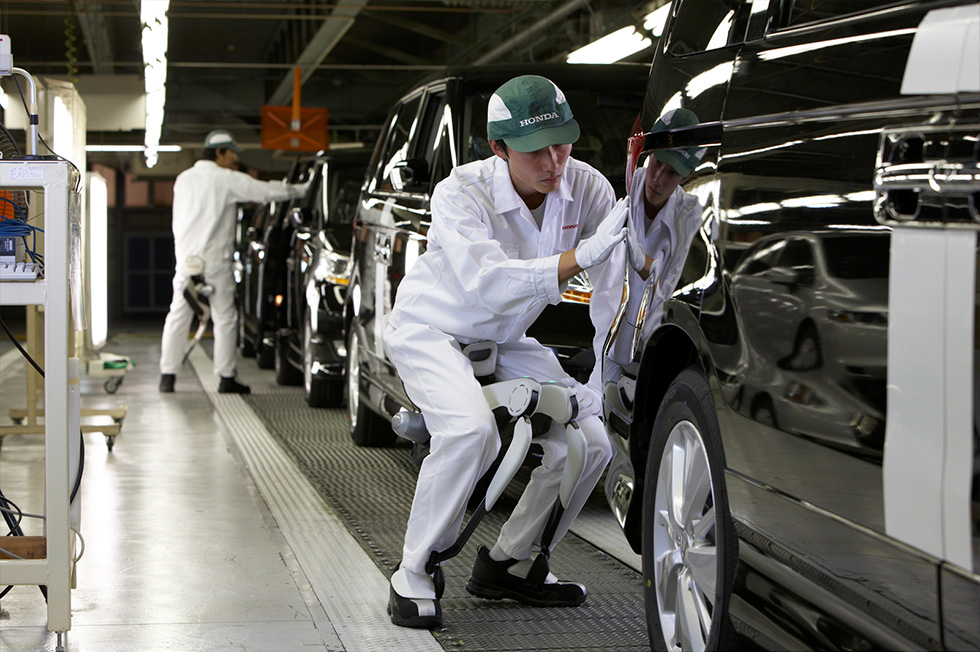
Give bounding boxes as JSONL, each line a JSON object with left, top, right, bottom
{"left": 180, "top": 256, "right": 215, "bottom": 364}
{"left": 390, "top": 341, "right": 588, "bottom": 579}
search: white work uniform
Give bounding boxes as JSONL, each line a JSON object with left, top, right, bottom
{"left": 160, "top": 160, "right": 305, "bottom": 378}
{"left": 384, "top": 155, "right": 620, "bottom": 574}
{"left": 607, "top": 161, "right": 703, "bottom": 367}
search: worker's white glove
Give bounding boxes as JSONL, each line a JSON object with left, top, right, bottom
{"left": 625, "top": 215, "right": 646, "bottom": 273}
{"left": 575, "top": 197, "right": 630, "bottom": 269}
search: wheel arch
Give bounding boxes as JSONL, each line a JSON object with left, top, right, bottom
{"left": 622, "top": 323, "right": 702, "bottom": 550}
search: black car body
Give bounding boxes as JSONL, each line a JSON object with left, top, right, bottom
{"left": 344, "top": 63, "right": 648, "bottom": 447}
{"left": 274, "top": 147, "right": 371, "bottom": 406}
{"left": 602, "top": 1, "right": 980, "bottom": 650}
{"left": 234, "top": 158, "right": 315, "bottom": 367}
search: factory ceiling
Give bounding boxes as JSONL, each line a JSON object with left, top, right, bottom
{"left": 0, "top": 0, "right": 661, "bottom": 176}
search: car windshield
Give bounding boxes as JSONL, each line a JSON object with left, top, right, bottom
{"left": 464, "top": 85, "right": 640, "bottom": 191}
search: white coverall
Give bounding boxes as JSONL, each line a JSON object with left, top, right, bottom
{"left": 384, "top": 155, "right": 622, "bottom": 574}
{"left": 160, "top": 160, "right": 306, "bottom": 377}
{"left": 607, "top": 161, "right": 703, "bottom": 367}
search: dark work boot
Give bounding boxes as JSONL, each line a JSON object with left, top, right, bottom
{"left": 218, "top": 376, "right": 251, "bottom": 394}
{"left": 465, "top": 545, "right": 586, "bottom": 607}
{"left": 159, "top": 374, "right": 175, "bottom": 393}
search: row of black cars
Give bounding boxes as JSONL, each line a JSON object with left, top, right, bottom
{"left": 234, "top": 146, "right": 370, "bottom": 408}
{"left": 234, "top": 0, "right": 980, "bottom": 647}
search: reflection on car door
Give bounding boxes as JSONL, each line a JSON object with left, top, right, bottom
{"left": 714, "top": 1, "right": 979, "bottom": 646}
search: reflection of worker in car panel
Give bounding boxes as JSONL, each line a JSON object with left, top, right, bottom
{"left": 383, "top": 75, "right": 628, "bottom": 628}
{"left": 618, "top": 109, "right": 705, "bottom": 351}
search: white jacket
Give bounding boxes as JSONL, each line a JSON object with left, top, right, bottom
{"left": 171, "top": 160, "right": 306, "bottom": 275}
{"left": 606, "top": 163, "right": 704, "bottom": 366}
{"left": 388, "top": 155, "right": 622, "bottom": 391}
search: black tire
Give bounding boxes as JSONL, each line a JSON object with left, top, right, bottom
{"left": 643, "top": 366, "right": 737, "bottom": 652}
{"left": 274, "top": 331, "right": 302, "bottom": 386}
{"left": 256, "top": 337, "right": 275, "bottom": 369}
{"left": 346, "top": 327, "right": 395, "bottom": 447}
{"left": 304, "top": 310, "right": 343, "bottom": 408}
{"left": 238, "top": 304, "right": 256, "bottom": 357}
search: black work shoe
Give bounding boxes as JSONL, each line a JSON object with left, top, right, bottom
{"left": 387, "top": 564, "right": 443, "bottom": 628}
{"left": 218, "top": 376, "right": 251, "bottom": 394}
{"left": 465, "top": 545, "right": 586, "bottom": 607}
{"left": 387, "top": 583, "right": 442, "bottom": 628}
{"left": 159, "top": 374, "right": 175, "bottom": 393}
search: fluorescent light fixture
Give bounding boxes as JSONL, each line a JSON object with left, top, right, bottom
{"left": 567, "top": 4, "right": 671, "bottom": 64}
{"left": 141, "top": 0, "right": 170, "bottom": 168}
{"left": 88, "top": 173, "right": 109, "bottom": 348}
{"left": 644, "top": 4, "right": 671, "bottom": 38}
{"left": 568, "top": 24, "right": 651, "bottom": 64}
{"left": 85, "top": 144, "right": 182, "bottom": 152}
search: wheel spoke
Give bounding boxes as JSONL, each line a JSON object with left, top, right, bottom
{"left": 676, "top": 571, "right": 707, "bottom": 652}
{"left": 681, "top": 434, "right": 711, "bottom": 529}
{"left": 669, "top": 441, "right": 688, "bottom": 530}
{"left": 685, "top": 540, "right": 717, "bottom": 599}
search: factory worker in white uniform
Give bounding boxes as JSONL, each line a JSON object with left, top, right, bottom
{"left": 159, "top": 129, "right": 308, "bottom": 394}
{"left": 614, "top": 109, "right": 706, "bottom": 365}
{"left": 383, "top": 75, "right": 629, "bottom": 628}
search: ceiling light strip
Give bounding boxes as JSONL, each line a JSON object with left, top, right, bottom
{"left": 140, "top": 0, "right": 170, "bottom": 168}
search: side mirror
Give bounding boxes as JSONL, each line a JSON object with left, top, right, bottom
{"left": 390, "top": 158, "right": 430, "bottom": 191}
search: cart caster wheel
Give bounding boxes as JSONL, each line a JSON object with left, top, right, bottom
{"left": 104, "top": 377, "right": 122, "bottom": 394}
{"left": 106, "top": 436, "right": 115, "bottom": 452}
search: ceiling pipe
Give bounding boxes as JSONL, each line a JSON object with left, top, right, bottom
{"left": 472, "top": 0, "right": 590, "bottom": 66}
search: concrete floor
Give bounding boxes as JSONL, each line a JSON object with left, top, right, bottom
{"left": 0, "top": 333, "right": 447, "bottom": 652}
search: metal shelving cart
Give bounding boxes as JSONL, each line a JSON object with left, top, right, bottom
{"left": 0, "top": 158, "right": 80, "bottom": 651}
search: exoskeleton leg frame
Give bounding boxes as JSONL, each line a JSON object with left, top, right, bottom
{"left": 387, "top": 341, "right": 589, "bottom": 576}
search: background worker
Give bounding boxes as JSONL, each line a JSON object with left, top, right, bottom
{"left": 159, "top": 129, "right": 308, "bottom": 394}
{"left": 383, "top": 74, "right": 628, "bottom": 628}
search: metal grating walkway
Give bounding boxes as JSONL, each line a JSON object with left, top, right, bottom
{"left": 231, "top": 354, "right": 650, "bottom": 652}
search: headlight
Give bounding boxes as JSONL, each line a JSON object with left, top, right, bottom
{"left": 314, "top": 252, "right": 351, "bottom": 286}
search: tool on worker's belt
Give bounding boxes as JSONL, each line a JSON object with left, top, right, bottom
{"left": 181, "top": 256, "right": 215, "bottom": 364}
{"left": 391, "top": 340, "right": 585, "bottom": 579}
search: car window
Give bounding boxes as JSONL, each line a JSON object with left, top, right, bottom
{"left": 431, "top": 101, "right": 458, "bottom": 186}
{"left": 374, "top": 93, "right": 422, "bottom": 192}
{"left": 667, "top": 0, "right": 752, "bottom": 55}
{"left": 822, "top": 234, "right": 890, "bottom": 279}
{"left": 783, "top": 0, "right": 905, "bottom": 28}
{"left": 779, "top": 238, "right": 813, "bottom": 269}
{"left": 325, "top": 163, "right": 366, "bottom": 228}
{"left": 411, "top": 88, "right": 448, "bottom": 188}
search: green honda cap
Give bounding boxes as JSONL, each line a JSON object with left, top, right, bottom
{"left": 651, "top": 108, "right": 705, "bottom": 177}
{"left": 487, "top": 75, "right": 580, "bottom": 153}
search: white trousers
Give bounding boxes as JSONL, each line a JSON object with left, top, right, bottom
{"left": 160, "top": 268, "right": 238, "bottom": 378}
{"left": 384, "top": 322, "right": 613, "bottom": 574}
